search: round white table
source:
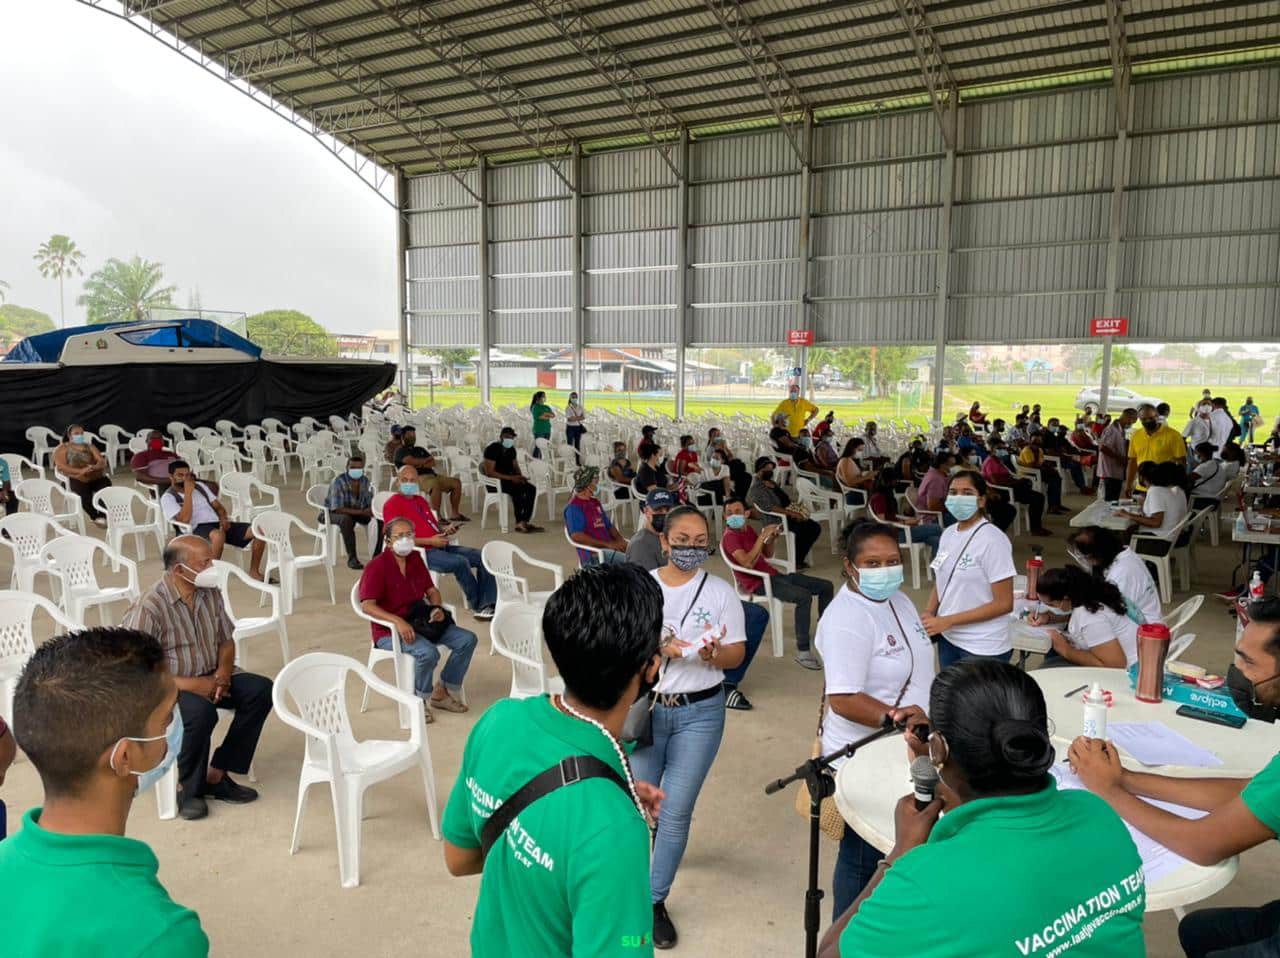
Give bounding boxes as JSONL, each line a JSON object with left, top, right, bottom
{"left": 833, "top": 667, "right": 1279, "bottom": 913}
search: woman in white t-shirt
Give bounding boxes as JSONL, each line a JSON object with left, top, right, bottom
{"left": 1121, "top": 461, "right": 1189, "bottom": 557}
{"left": 816, "top": 520, "right": 934, "bottom": 918}
{"left": 630, "top": 506, "right": 746, "bottom": 949}
{"left": 1066, "top": 526, "right": 1163, "bottom": 625}
{"left": 921, "top": 470, "right": 1016, "bottom": 668}
{"left": 1034, "top": 566, "right": 1139, "bottom": 668}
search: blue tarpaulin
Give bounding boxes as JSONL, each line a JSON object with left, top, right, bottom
{"left": 4, "top": 319, "right": 262, "bottom": 363}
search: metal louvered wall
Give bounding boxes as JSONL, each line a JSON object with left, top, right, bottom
{"left": 404, "top": 64, "right": 1280, "bottom": 393}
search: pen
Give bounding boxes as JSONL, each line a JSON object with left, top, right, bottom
{"left": 1063, "top": 684, "right": 1088, "bottom": 699}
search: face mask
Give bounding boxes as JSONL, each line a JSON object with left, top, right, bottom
{"left": 789, "top": 392, "right": 799, "bottom": 400}
{"left": 668, "top": 545, "right": 709, "bottom": 571}
{"left": 391, "top": 537, "right": 416, "bottom": 557}
{"left": 726, "top": 514, "right": 747, "bottom": 530}
{"left": 110, "top": 712, "right": 183, "bottom": 796}
{"left": 649, "top": 513, "right": 666, "bottom": 533}
{"left": 148, "top": 438, "right": 164, "bottom": 451}
{"left": 348, "top": 469, "right": 364, "bottom": 480}
{"left": 945, "top": 494, "right": 980, "bottom": 521}
{"left": 1227, "top": 666, "right": 1280, "bottom": 718}
{"left": 71, "top": 434, "right": 88, "bottom": 445}
{"left": 1141, "top": 420, "right": 1159, "bottom": 433}
{"left": 798, "top": 438, "right": 812, "bottom": 448}
{"left": 178, "top": 563, "right": 219, "bottom": 589}
{"left": 502, "top": 438, "right": 515, "bottom": 449}
{"left": 399, "top": 482, "right": 418, "bottom": 496}
{"left": 761, "top": 470, "right": 775, "bottom": 482}
{"left": 569, "top": 396, "right": 577, "bottom": 403}
{"left": 855, "top": 565, "right": 904, "bottom": 601}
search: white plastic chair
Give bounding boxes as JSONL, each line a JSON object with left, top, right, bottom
{"left": 719, "top": 540, "right": 786, "bottom": 657}
{"left": 167, "top": 421, "right": 194, "bottom": 445}
{"left": 212, "top": 559, "right": 290, "bottom": 668}
{"left": 796, "top": 477, "right": 844, "bottom": 555}
{"left": 835, "top": 478, "right": 868, "bottom": 523}
{"left": 1133, "top": 510, "right": 1197, "bottom": 604}
{"left": 1, "top": 453, "right": 45, "bottom": 485}
{"left": 25, "top": 426, "right": 60, "bottom": 469}
{"left": 1164, "top": 595, "right": 1204, "bottom": 640}
{"left": 273, "top": 652, "right": 440, "bottom": 888}
{"left": 0, "top": 590, "right": 81, "bottom": 727}
{"left": 989, "top": 482, "right": 1029, "bottom": 536}
{"left": 867, "top": 501, "right": 932, "bottom": 591}
{"left": 481, "top": 541, "right": 563, "bottom": 616}
{"left": 478, "top": 472, "right": 510, "bottom": 533}
{"left": 756, "top": 510, "right": 797, "bottom": 574}
{"left": 92, "top": 487, "right": 166, "bottom": 569}
{"left": 526, "top": 458, "right": 571, "bottom": 521}
{"left": 251, "top": 511, "right": 336, "bottom": 615}
{"left": 41, "top": 535, "right": 140, "bottom": 627}
{"left": 0, "top": 513, "right": 69, "bottom": 592}
{"left": 1167, "top": 632, "right": 1197, "bottom": 664}
{"left": 218, "top": 472, "right": 281, "bottom": 523}
{"left": 563, "top": 523, "right": 606, "bottom": 567}
{"left": 15, "top": 478, "right": 86, "bottom": 535}
{"left": 490, "top": 603, "right": 565, "bottom": 699}
{"left": 306, "top": 482, "right": 340, "bottom": 568}
{"left": 99, "top": 424, "right": 133, "bottom": 468}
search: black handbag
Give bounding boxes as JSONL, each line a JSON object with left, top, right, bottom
{"left": 405, "top": 600, "right": 455, "bottom": 642}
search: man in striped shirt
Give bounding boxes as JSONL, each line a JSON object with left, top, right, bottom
{"left": 122, "top": 535, "right": 272, "bottom": 821}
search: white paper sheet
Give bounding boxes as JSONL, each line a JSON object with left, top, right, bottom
{"left": 1107, "top": 721, "right": 1224, "bottom": 768}
{"left": 1050, "top": 764, "right": 1209, "bottom": 883}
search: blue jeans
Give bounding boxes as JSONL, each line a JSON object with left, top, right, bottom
{"left": 901, "top": 523, "right": 941, "bottom": 557}
{"left": 583, "top": 547, "right": 628, "bottom": 567}
{"left": 722, "top": 602, "right": 766, "bottom": 687}
{"left": 426, "top": 545, "right": 497, "bottom": 612}
{"left": 937, "top": 635, "right": 1012, "bottom": 669}
{"left": 631, "top": 693, "right": 726, "bottom": 903}
{"left": 833, "top": 824, "right": 882, "bottom": 918}
{"left": 374, "top": 624, "right": 477, "bottom": 698}
{"left": 768, "top": 572, "right": 834, "bottom": 651}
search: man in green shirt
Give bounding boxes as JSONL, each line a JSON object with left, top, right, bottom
{"left": 0, "top": 627, "right": 209, "bottom": 956}
{"left": 1070, "top": 596, "right": 1280, "bottom": 957}
{"left": 443, "top": 563, "right": 665, "bottom": 957}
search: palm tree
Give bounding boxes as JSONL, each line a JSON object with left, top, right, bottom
{"left": 33, "top": 235, "right": 86, "bottom": 327}
{"left": 78, "top": 256, "right": 177, "bottom": 326}
{"left": 1091, "top": 345, "right": 1142, "bottom": 386}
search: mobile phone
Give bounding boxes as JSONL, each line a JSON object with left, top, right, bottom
{"left": 1175, "top": 705, "right": 1246, "bottom": 729}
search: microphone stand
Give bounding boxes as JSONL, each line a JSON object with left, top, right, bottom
{"left": 763, "top": 717, "right": 902, "bottom": 958}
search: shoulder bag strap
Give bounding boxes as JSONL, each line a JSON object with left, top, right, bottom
{"left": 480, "top": 755, "right": 629, "bottom": 860}
{"left": 935, "top": 521, "right": 991, "bottom": 607}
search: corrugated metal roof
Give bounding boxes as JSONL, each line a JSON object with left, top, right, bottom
{"left": 122, "top": 0, "right": 1280, "bottom": 173}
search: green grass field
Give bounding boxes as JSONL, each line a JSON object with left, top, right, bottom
{"left": 414, "top": 382, "right": 1280, "bottom": 430}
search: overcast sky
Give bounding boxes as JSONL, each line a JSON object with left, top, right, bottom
{"left": 0, "top": 0, "right": 396, "bottom": 333}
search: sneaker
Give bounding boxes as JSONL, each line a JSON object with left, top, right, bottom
{"left": 794, "top": 651, "right": 823, "bottom": 671}
{"left": 179, "top": 795, "right": 208, "bottom": 820}
{"left": 199, "top": 775, "right": 258, "bottom": 804}
{"left": 474, "top": 606, "right": 495, "bottom": 621}
{"left": 653, "top": 901, "right": 677, "bottom": 950}
{"left": 346, "top": 556, "right": 364, "bottom": 570}
{"left": 453, "top": 514, "right": 471, "bottom": 523}
{"left": 724, "top": 687, "right": 754, "bottom": 711}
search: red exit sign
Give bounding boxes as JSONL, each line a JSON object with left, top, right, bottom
{"left": 1090, "top": 317, "right": 1129, "bottom": 337}
{"left": 787, "top": 329, "right": 815, "bottom": 346}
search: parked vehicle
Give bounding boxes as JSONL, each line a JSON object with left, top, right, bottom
{"left": 1074, "top": 385, "right": 1164, "bottom": 412}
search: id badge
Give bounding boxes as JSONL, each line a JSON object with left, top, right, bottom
{"left": 929, "top": 550, "right": 948, "bottom": 573}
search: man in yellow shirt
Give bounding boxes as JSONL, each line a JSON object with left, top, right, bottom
{"left": 773, "top": 385, "right": 818, "bottom": 436}
{"left": 1125, "top": 403, "right": 1187, "bottom": 495}
{"left": 1017, "top": 434, "right": 1067, "bottom": 514}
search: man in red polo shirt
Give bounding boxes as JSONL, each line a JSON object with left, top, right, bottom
{"left": 357, "top": 517, "right": 477, "bottom": 723}
{"left": 382, "top": 465, "right": 496, "bottom": 620}
{"left": 130, "top": 430, "right": 179, "bottom": 489}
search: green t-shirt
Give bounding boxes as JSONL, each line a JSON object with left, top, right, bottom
{"left": 443, "top": 696, "right": 654, "bottom": 958}
{"left": 1241, "top": 752, "right": 1280, "bottom": 835}
{"left": 0, "top": 807, "right": 209, "bottom": 957}
{"left": 841, "top": 780, "right": 1145, "bottom": 958}
{"left": 532, "top": 403, "right": 553, "bottom": 439}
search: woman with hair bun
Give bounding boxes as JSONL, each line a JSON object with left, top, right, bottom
{"left": 821, "top": 660, "right": 1147, "bottom": 958}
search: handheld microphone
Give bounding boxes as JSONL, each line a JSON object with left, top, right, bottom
{"left": 909, "top": 755, "right": 939, "bottom": 810}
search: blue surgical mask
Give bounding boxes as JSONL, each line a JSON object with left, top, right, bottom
{"left": 399, "top": 482, "right": 418, "bottom": 496}
{"left": 348, "top": 469, "right": 364, "bottom": 480}
{"left": 945, "top": 494, "right": 980, "bottom": 521}
{"left": 502, "top": 438, "right": 515, "bottom": 449}
{"left": 110, "top": 712, "right": 183, "bottom": 795}
{"left": 726, "top": 514, "right": 747, "bottom": 530}
{"left": 71, "top": 434, "right": 89, "bottom": 445}
{"left": 856, "top": 565, "right": 904, "bottom": 601}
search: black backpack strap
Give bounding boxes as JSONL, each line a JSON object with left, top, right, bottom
{"left": 479, "top": 755, "right": 629, "bottom": 861}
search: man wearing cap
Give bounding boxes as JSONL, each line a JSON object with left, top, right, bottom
{"left": 626, "top": 488, "right": 676, "bottom": 572}
{"left": 393, "top": 425, "right": 468, "bottom": 522}
{"left": 564, "top": 467, "right": 629, "bottom": 567}
{"left": 774, "top": 384, "right": 818, "bottom": 437}
{"left": 747, "top": 456, "right": 823, "bottom": 567}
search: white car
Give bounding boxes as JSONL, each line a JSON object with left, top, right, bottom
{"left": 1074, "top": 386, "right": 1164, "bottom": 413}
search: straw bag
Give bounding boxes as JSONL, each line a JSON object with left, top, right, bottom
{"left": 793, "top": 693, "right": 846, "bottom": 842}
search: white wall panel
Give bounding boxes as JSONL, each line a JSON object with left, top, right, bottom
{"left": 408, "top": 314, "right": 481, "bottom": 346}
{"left": 585, "top": 309, "right": 678, "bottom": 345}
{"left": 814, "top": 110, "right": 943, "bottom": 166}
{"left": 812, "top": 299, "right": 935, "bottom": 344}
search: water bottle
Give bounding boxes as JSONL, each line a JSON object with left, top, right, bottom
{"left": 1250, "top": 572, "right": 1266, "bottom": 603}
{"left": 1025, "top": 546, "right": 1044, "bottom": 601}
{"left": 1082, "top": 683, "right": 1109, "bottom": 738}
{"left": 1136, "top": 622, "right": 1172, "bottom": 703}
{"left": 1236, "top": 511, "right": 1248, "bottom": 538}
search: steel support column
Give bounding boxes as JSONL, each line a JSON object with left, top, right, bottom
{"left": 675, "top": 130, "right": 690, "bottom": 419}
{"left": 570, "top": 142, "right": 585, "bottom": 396}
{"left": 1100, "top": 0, "right": 1131, "bottom": 416}
{"left": 796, "top": 111, "right": 814, "bottom": 398}
{"left": 396, "top": 170, "right": 412, "bottom": 404}
{"left": 476, "top": 155, "right": 492, "bottom": 404}
{"left": 932, "top": 136, "right": 955, "bottom": 423}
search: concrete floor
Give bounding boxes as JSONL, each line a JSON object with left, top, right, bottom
{"left": 3, "top": 476, "right": 1276, "bottom": 957}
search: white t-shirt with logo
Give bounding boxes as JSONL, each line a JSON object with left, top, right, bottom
{"left": 1105, "top": 548, "right": 1163, "bottom": 625}
{"left": 933, "top": 521, "right": 1017, "bottom": 655}
{"left": 1142, "top": 485, "right": 1188, "bottom": 538}
{"left": 816, "top": 586, "right": 934, "bottom": 770}
{"left": 650, "top": 570, "right": 745, "bottom": 695}
{"left": 1067, "top": 604, "right": 1140, "bottom": 666}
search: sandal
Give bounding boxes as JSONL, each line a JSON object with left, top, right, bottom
{"left": 431, "top": 694, "right": 468, "bottom": 714}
